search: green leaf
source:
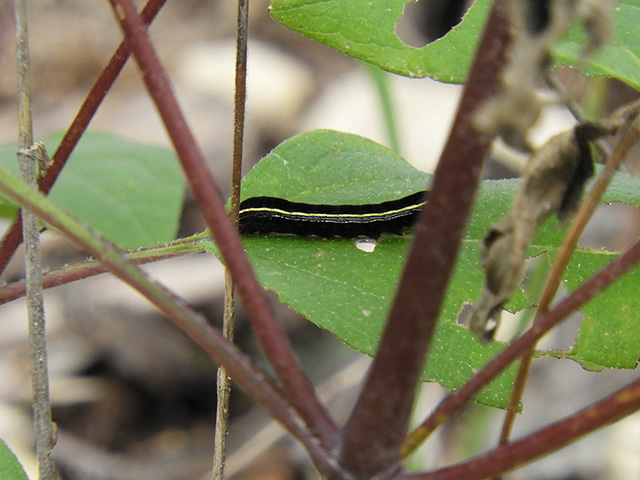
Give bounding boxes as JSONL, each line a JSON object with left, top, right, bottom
{"left": 270, "top": 0, "right": 640, "bottom": 91}
{"left": 565, "top": 249, "right": 640, "bottom": 370}
{"left": 552, "top": 0, "right": 640, "bottom": 91}
{"left": 240, "top": 128, "right": 428, "bottom": 202}
{"left": 536, "top": 169, "right": 640, "bottom": 371}
{"left": 515, "top": 177, "right": 640, "bottom": 371}
{"left": 0, "top": 439, "right": 28, "bottom": 480}
{"left": 221, "top": 129, "right": 640, "bottom": 408}
{"left": 269, "top": 0, "right": 492, "bottom": 82}
{"left": 0, "top": 132, "right": 184, "bottom": 249}
{"left": 226, "top": 129, "right": 520, "bottom": 408}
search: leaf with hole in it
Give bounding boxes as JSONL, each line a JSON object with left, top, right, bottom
{"left": 270, "top": 0, "right": 640, "bottom": 90}
{"left": 213, "top": 129, "right": 640, "bottom": 408}
{"left": 0, "top": 132, "right": 184, "bottom": 249}
{"left": 0, "top": 439, "right": 28, "bottom": 480}
{"left": 494, "top": 168, "right": 640, "bottom": 371}
{"left": 269, "top": 0, "right": 492, "bottom": 82}
{"left": 533, "top": 170, "right": 640, "bottom": 371}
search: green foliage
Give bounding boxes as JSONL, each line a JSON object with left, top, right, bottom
{"left": 269, "top": 0, "right": 491, "bottom": 82}
{"left": 270, "top": 0, "right": 640, "bottom": 90}
{"left": 239, "top": 128, "right": 427, "bottom": 203}
{"left": 553, "top": 0, "right": 640, "bottom": 91}
{"left": 215, "top": 129, "right": 640, "bottom": 408}
{"left": 0, "top": 439, "right": 28, "bottom": 480}
{"left": 566, "top": 250, "right": 640, "bottom": 369}
{"left": 0, "top": 132, "right": 184, "bottom": 249}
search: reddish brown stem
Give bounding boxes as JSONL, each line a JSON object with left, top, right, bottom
{"left": 107, "top": 0, "right": 338, "bottom": 451}
{"left": 337, "top": 1, "right": 511, "bottom": 477}
{"left": 404, "top": 376, "right": 640, "bottom": 480}
{"left": 0, "top": 244, "right": 203, "bottom": 306}
{"left": 0, "top": 168, "right": 344, "bottom": 478}
{"left": 403, "top": 233, "right": 640, "bottom": 455}
{"left": 0, "top": 0, "right": 167, "bottom": 274}
{"left": 497, "top": 116, "right": 640, "bottom": 453}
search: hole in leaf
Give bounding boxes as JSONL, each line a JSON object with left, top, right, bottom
{"left": 395, "top": 0, "right": 430, "bottom": 48}
{"left": 395, "top": 0, "right": 469, "bottom": 48}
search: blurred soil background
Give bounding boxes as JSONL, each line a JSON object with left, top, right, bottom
{"left": 0, "top": 1, "right": 639, "bottom": 479}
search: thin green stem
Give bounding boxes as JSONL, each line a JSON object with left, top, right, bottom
{"left": 366, "top": 63, "right": 401, "bottom": 154}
